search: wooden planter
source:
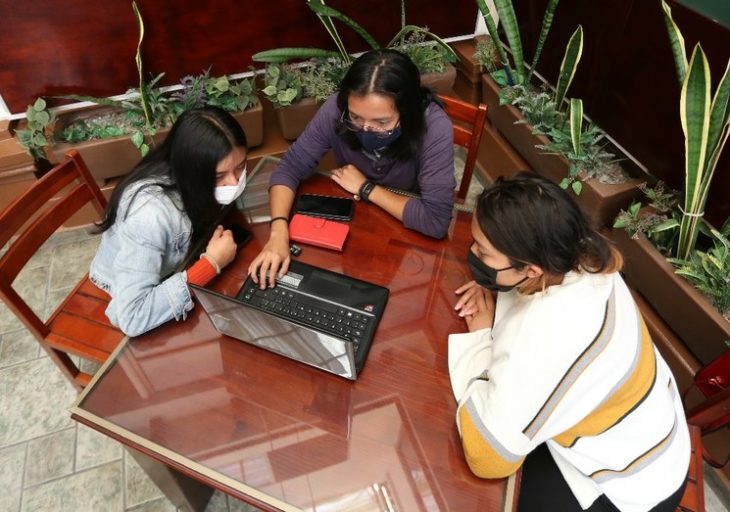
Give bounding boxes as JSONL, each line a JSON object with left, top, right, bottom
{"left": 481, "top": 74, "right": 641, "bottom": 228}
{"left": 232, "top": 101, "right": 264, "bottom": 149}
{"left": 420, "top": 64, "right": 457, "bottom": 95}
{"left": 50, "top": 107, "right": 148, "bottom": 182}
{"left": 611, "top": 229, "right": 730, "bottom": 366}
{"left": 50, "top": 100, "right": 265, "bottom": 182}
{"left": 274, "top": 97, "right": 321, "bottom": 141}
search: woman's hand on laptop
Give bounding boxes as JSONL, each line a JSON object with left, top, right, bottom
{"left": 248, "top": 228, "right": 291, "bottom": 289}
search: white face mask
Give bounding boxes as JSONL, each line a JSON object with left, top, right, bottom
{"left": 214, "top": 165, "right": 247, "bottom": 205}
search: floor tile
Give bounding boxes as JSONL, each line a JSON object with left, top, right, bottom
{"left": 0, "top": 443, "right": 26, "bottom": 512}
{"left": 0, "top": 357, "right": 76, "bottom": 447}
{"left": 0, "top": 329, "right": 41, "bottom": 368}
{"left": 21, "top": 460, "right": 123, "bottom": 512}
{"left": 76, "top": 423, "right": 123, "bottom": 472}
{"left": 79, "top": 357, "right": 103, "bottom": 377}
{"left": 0, "top": 265, "right": 50, "bottom": 332}
{"left": 126, "top": 497, "right": 177, "bottom": 512}
{"left": 228, "top": 495, "right": 262, "bottom": 512}
{"left": 44, "top": 286, "right": 74, "bottom": 323}
{"left": 124, "top": 450, "right": 164, "bottom": 508}
{"left": 204, "top": 490, "right": 229, "bottom": 512}
{"left": 48, "top": 238, "right": 99, "bottom": 291}
{"left": 24, "top": 427, "right": 76, "bottom": 487}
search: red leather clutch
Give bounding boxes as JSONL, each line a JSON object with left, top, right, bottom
{"left": 288, "top": 213, "right": 350, "bottom": 251}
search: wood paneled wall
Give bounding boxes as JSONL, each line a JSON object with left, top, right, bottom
{"left": 513, "top": 0, "right": 729, "bottom": 227}
{"left": 0, "top": 0, "right": 476, "bottom": 112}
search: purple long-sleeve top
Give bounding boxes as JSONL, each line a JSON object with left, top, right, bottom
{"left": 269, "top": 95, "right": 455, "bottom": 238}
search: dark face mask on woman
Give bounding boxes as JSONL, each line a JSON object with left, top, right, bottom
{"left": 355, "top": 127, "right": 402, "bottom": 152}
{"left": 467, "top": 250, "right": 528, "bottom": 292}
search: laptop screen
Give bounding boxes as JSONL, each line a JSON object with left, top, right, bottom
{"left": 194, "top": 287, "right": 356, "bottom": 380}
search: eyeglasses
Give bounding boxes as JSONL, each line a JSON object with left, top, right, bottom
{"left": 340, "top": 111, "right": 400, "bottom": 140}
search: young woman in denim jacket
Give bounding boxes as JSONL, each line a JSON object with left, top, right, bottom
{"left": 90, "top": 107, "right": 246, "bottom": 336}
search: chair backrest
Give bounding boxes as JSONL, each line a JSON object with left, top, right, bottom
{"left": 438, "top": 95, "right": 488, "bottom": 202}
{"left": 0, "top": 150, "right": 107, "bottom": 341}
{"left": 683, "top": 351, "right": 730, "bottom": 468}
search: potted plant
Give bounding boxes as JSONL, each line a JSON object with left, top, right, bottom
{"left": 261, "top": 59, "right": 347, "bottom": 140}
{"left": 253, "top": 0, "right": 458, "bottom": 94}
{"left": 475, "top": 0, "right": 642, "bottom": 227}
{"left": 611, "top": 0, "right": 730, "bottom": 368}
{"left": 13, "top": 98, "right": 56, "bottom": 175}
{"left": 182, "top": 71, "right": 263, "bottom": 148}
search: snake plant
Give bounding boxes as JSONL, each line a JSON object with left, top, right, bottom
{"left": 554, "top": 26, "right": 583, "bottom": 109}
{"left": 662, "top": 0, "right": 730, "bottom": 260}
{"left": 476, "top": 0, "right": 560, "bottom": 86}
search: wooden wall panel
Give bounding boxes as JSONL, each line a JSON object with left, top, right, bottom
{"left": 513, "top": 0, "right": 729, "bottom": 227}
{"left": 0, "top": 0, "right": 477, "bottom": 113}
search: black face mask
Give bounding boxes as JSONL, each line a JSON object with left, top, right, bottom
{"left": 467, "top": 250, "right": 528, "bottom": 292}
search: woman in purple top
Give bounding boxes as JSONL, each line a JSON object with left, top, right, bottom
{"left": 249, "top": 49, "right": 455, "bottom": 287}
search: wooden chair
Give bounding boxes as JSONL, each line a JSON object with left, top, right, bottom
{"left": 438, "top": 94, "right": 488, "bottom": 202}
{"left": 0, "top": 150, "right": 124, "bottom": 390}
{"left": 676, "top": 352, "right": 730, "bottom": 511}
{"left": 677, "top": 424, "right": 706, "bottom": 512}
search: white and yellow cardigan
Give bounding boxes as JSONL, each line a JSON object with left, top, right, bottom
{"left": 449, "top": 271, "right": 690, "bottom": 512}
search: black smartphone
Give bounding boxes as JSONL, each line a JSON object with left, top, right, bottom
{"left": 295, "top": 194, "right": 354, "bottom": 222}
{"left": 225, "top": 224, "right": 253, "bottom": 247}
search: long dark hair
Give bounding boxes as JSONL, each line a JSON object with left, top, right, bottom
{"left": 475, "top": 173, "right": 621, "bottom": 292}
{"left": 336, "top": 49, "right": 440, "bottom": 160}
{"left": 97, "top": 107, "right": 247, "bottom": 253}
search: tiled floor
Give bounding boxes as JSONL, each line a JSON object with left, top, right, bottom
{"left": 0, "top": 202, "right": 728, "bottom": 512}
{"left": 0, "top": 229, "right": 257, "bottom": 512}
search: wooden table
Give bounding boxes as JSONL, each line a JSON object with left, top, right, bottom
{"left": 71, "top": 158, "right": 516, "bottom": 511}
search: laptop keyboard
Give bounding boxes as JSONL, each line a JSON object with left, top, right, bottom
{"left": 239, "top": 283, "right": 371, "bottom": 350}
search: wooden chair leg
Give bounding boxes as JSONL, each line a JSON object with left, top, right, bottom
{"left": 677, "top": 424, "right": 705, "bottom": 512}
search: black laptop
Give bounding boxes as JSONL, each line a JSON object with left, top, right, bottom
{"left": 191, "top": 260, "right": 389, "bottom": 380}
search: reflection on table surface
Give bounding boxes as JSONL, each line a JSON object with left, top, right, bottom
{"left": 73, "top": 158, "right": 510, "bottom": 511}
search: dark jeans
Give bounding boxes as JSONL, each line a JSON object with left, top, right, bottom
{"left": 517, "top": 444, "right": 687, "bottom": 512}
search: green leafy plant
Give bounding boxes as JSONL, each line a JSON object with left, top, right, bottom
{"left": 502, "top": 85, "right": 562, "bottom": 134}
{"left": 474, "top": 37, "right": 499, "bottom": 74}
{"left": 476, "top": 0, "right": 561, "bottom": 86}
{"left": 253, "top": 0, "right": 457, "bottom": 76}
{"left": 203, "top": 74, "right": 259, "bottom": 112}
{"left": 613, "top": 181, "right": 681, "bottom": 252}
{"left": 669, "top": 221, "right": 730, "bottom": 321}
{"left": 15, "top": 98, "right": 56, "bottom": 162}
{"left": 539, "top": 116, "right": 623, "bottom": 191}
{"left": 262, "top": 59, "right": 347, "bottom": 108}
{"left": 300, "top": 58, "right": 349, "bottom": 101}
{"left": 262, "top": 64, "right": 305, "bottom": 108}
{"left": 393, "top": 29, "right": 456, "bottom": 74}
{"left": 662, "top": 0, "right": 730, "bottom": 260}
{"left": 61, "top": 115, "right": 131, "bottom": 143}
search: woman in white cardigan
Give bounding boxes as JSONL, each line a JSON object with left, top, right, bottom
{"left": 450, "top": 173, "right": 689, "bottom": 512}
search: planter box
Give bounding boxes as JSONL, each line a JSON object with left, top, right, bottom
{"left": 477, "top": 121, "right": 530, "bottom": 183}
{"left": 482, "top": 74, "right": 641, "bottom": 227}
{"left": 232, "top": 101, "right": 264, "bottom": 149}
{"left": 50, "top": 100, "right": 265, "bottom": 182}
{"left": 50, "top": 107, "right": 145, "bottom": 182}
{"left": 611, "top": 229, "right": 730, "bottom": 366}
{"left": 274, "top": 97, "right": 321, "bottom": 141}
{"left": 452, "top": 36, "right": 490, "bottom": 85}
{"left": 0, "top": 165, "right": 37, "bottom": 213}
{"left": 421, "top": 64, "right": 457, "bottom": 95}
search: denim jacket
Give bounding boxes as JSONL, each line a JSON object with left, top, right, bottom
{"left": 90, "top": 179, "right": 194, "bottom": 337}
